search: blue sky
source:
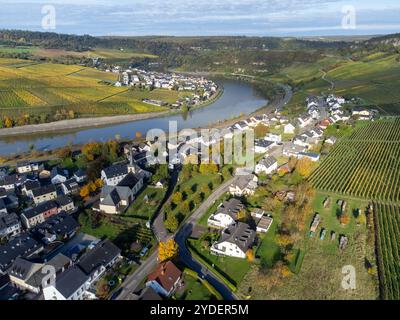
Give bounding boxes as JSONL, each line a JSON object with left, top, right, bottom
{"left": 0, "top": 0, "right": 399, "bottom": 36}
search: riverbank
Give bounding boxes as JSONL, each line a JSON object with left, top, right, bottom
{"left": 0, "top": 86, "right": 223, "bottom": 138}
{"left": 0, "top": 112, "right": 171, "bottom": 138}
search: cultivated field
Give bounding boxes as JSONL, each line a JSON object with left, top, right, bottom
{"left": 374, "top": 202, "right": 400, "bottom": 300}
{"left": 310, "top": 119, "right": 400, "bottom": 202}
{"left": 0, "top": 58, "right": 185, "bottom": 122}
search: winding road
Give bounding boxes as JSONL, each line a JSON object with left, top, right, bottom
{"left": 115, "top": 81, "right": 293, "bottom": 301}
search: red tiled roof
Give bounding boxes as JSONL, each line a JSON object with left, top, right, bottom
{"left": 147, "top": 261, "right": 182, "bottom": 292}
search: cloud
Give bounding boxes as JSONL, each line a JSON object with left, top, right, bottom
{"left": 0, "top": 0, "right": 399, "bottom": 36}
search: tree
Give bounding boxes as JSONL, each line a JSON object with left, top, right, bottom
{"left": 82, "top": 142, "right": 102, "bottom": 161}
{"left": 246, "top": 249, "right": 255, "bottom": 262}
{"left": 295, "top": 157, "right": 315, "bottom": 178}
{"left": 276, "top": 234, "right": 293, "bottom": 247}
{"left": 254, "top": 124, "right": 269, "bottom": 138}
{"left": 4, "top": 116, "right": 13, "bottom": 128}
{"left": 236, "top": 209, "right": 249, "bottom": 222}
{"left": 199, "top": 163, "right": 219, "bottom": 175}
{"left": 171, "top": 192, "right": 183, "bottom": 205}
{"left": 180, "top": 201, "right": 191, "bottom": 215}
{"left": 339, "top": 213, "right": 350, "bottom": 225}
{"left": 158, "top": 239, "right": 179, "bottom": 262}
{"left": 89, "top": 182, "right": 97, "bottom": 193}
{"left": 165, "top": 212, "right": 179, "bottom": 232}
{"left": 80, "top": 184, "right": 90, "bottom": 199}
{"left": 95, "top": 178, "right": 104, "bottom": 189}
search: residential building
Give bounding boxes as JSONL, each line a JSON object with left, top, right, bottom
{"left": 207, "top": 198, "right": 245, "bottom": 229}
{"left": 8, "top": 254, "right": 71, "bottom": 294}
{"left": 0, "top": 233, "right": 43, "bottom": 274}
{"left": 282, "top": 142, "right": 306, "bottom": 157}
{"left": 55, "top": 196, "right": 75, "bottom": 213}
{"left": 284, "top": 123, "right": 296, "bottom": 134}
{"left": 101, "top": 163, "right": 128, "bottom": 186}
{"left": 146, "top": 261, "right": 182, "bottom": 298}
{"left": 229, "top": 174, "right": 258, "bottom": 197}
{"left": 73, "top": 169, "right": 87, "bottom": 184}
{"left": 255, "top": 156, "right": 278, "bottom": 175}
{"left": 21, "top": 180, "right": 41, "bottom": 198}
{"left": 61, "top": 179, "right": 79, "bottom": 195}
{"left": 211, "top": 222, "right": 256, "bottom": 259}
{"left": 32, "top": 185, "right": 57, "bottom": 205}
{"left": 21, "top": 201, "right": 58, "bottom": 229}
{"left": 265, "top": 133, "right": 282, "bottom": 143}
{"left": 298, "top": 152, "right": 320, "bottom": 162}
{"left": 254, "top": 140, "right": 275, "bottom": 154}
{"left": 0, "top": 212, "right": 21, "bottom": 239}
{"left": 51, "top": 168, "right": 69, "bottom": 185}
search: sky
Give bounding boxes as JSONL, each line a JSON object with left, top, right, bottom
{"left": 0, "top": 0, "right": 399, "bottom": 37}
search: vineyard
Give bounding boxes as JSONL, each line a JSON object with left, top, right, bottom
{"left": 309, "top": 119, "right": 400, "bottom": 202}
{"left": 374, "top": 203, "right": 400, "bottom": 300}
{"left": 0, "top": 57, "right": 184, "bottom": 124}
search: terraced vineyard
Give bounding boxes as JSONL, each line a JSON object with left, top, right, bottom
{"left": 0, "top": 57, "right": 187, "bottom": 124}
{"left": 374, "top": 203, "right": 400, "bottom": 300}
{"left": 310, "top": 118, "right": 400, "bottom": 202}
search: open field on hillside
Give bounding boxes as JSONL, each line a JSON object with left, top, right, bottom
{"left": 0, "top": 58, "right": 187, "bottom": 123}
{"left": 239, "top": 192, "right": 378, "bottom": 300}
{"left": 309, "top": 119, "right": 400, "bottom": 202}
{"left": 374, "top": 202, "right": 400, "bottom": 300}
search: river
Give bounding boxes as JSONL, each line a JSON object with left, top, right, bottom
{"left": 0, "top": 79, "right": 268, "bottom": 155}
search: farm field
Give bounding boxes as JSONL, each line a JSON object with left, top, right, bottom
{"left": 374, "top": 202, "right": 400, "bottom": 300}
{"left": 309, "top": 118, "right": 400, "bottom": 203}
{"left": 0, "top": 58, "right": 185, "bottom": 124}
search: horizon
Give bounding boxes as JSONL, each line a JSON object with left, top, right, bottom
{"left": 0, "top": 0, "right": 399, "bottom": 37}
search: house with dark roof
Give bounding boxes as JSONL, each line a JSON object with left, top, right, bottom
{"left": 43, "top": 266, "right": 90, "bottom": 300}
{"left": 30, "top": 212, "right": 79, "bottom": 244}
{"left": 8, "top": 254, "right": 71, "bottom": 294}
{"left": 211, "top": 222, "right": 256, "bottom": 259}
{"left": 21, "top": 180, "right": 41, "bottom": 199}
{"left": 207, "top": 198, "right": 245, "bottom": 229}
{"left": 32, "top": 184, "right": 57, "bottom": 205}
{"left": 101, "top": 163, "right": 129, "bottom": 186}
{"left": 50, "top": 167, "right": 69, "bottom": 185}
{"left": 254, "top": 139, "right": 275, "bottom": 154}
{"left": 146, "top": 261, "right": 182, "bottom": 297}
{"left": 73, "top": 169, "right": 87, "bottom": 183}
{"left": 0, "top": 212, "right": 21, "bottom": 239}
{"left": 131, "top": 286, "right": 163, "bottom": 300}
{"left": 55, "top": 196, "right": 75, "bottom": 213}
{"left": 0, "top": 233, "right": 43, "bottom": 274}
{"left": 61, "top": 179, "right": 79, "bottom": 195}
{"left": 77, "top": 239, "right": 121, "bottom": 285}
{"left": 229, "top": 174, "right": 258, "bottom": 197}
{"left": 255, "top": 156, "right": 278, "bottom": 175}
{"left": 99, "top": 173, "right": 143, "bottom": 214}
{"left": 21, "top": 201, "right": 58, "bottom": 229}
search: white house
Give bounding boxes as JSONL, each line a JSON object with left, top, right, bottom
{"left": 211, "top": 222, "right": 256, "bottom": 259}
{"left": 298, "top": 152, "right": 320, "bottom": 162}
{"left": 255, "top": 156, "right": 278, "bottom": 175}
{"left": 207, "top": 198, "right": 245, "bottom": 229}
{"left": 265, "top": 133, "right": 282, "bottom": 143}
{"left": 229, "top": 175, "right": 258, "bottom": 197}
{"left": 325, "top": 136, "right": 337, "bottom": 145}
{"left": 297, "top": 115, "right": 312, "bottom": 128}
{"left": 101, "top": 163, "right": 128, "bottom": 186}
{"left": 146, "top": 261, "right": 182, "bottom": 298}
{"left": 50, "top": 168, "right": 69, "bottom": 185}
{"left": 254, "top": 140, "right": 275, "bottom": 154}
{"left": 284, "top": 123, "right": 296, "bottom": 134}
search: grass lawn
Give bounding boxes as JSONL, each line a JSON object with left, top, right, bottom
{"left": 242, "top": 191, "right": 379, "bottom": 299}
{"left": 123, "top": 186, "right": 166, "bottom": 221}
{"left": 175, "top": 273, "right": 214, "bottom": 300}
{"left": 188, "top": 239, "right": 251, "bottom": 287}
{"left": 255, "top": 219, "right": 281, "bottom": 268}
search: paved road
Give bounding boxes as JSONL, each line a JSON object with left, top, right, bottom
{"left": 115, "top": 83, "right": 293, "bottom": 300}
{"left": 116, "top": 176, "right": 238, "bottom": 300}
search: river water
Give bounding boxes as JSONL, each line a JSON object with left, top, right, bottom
{"left": 0, "top": 79, "right": 268, "bottom": 155}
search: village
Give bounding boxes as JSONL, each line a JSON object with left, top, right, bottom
{"left": 0, "top": 92, "right": 379, "bottom": 300}
{"left": 111, "top": 67, "right": 219, "bottom": 109}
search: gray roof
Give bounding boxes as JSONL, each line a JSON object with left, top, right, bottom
{"left": 258, "top": 156, "right": 277, "bottom": 168}
{"left": 218, "top": 222, "right": 256, "bottom": 253}
{"left": 233, "top": 174, "right": 256, "bottom": 190}
{"left": 54, "top": 266, "right": 89, "bottom": 298}
{"left": 32, "top": 184, "right": 56, "bottom": 198}
{"left": 8, "top": 257, "right": 43, "bottom": 282}
{"left": 0, "top": 212, "right": 20, "bottom": 230}
{"left": 23, "top": 201, "right": 58, "bottom": 220}
{"left": 0, "top": 233, "right": 43, "bottom": 272}
{"left": 78, "top": 240, "right": 121, "bottom": 276}
{"left": 30, "top": 212, "right": 79, "bottom": 239}
{"left": 255, "top": 140, "right": 274, "bottom": 148}
{"left": 217, "top": 198, "right": 245, "bottom": 219}
{"left": 102, "top": 163, "right": 128, "bottom": 179}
